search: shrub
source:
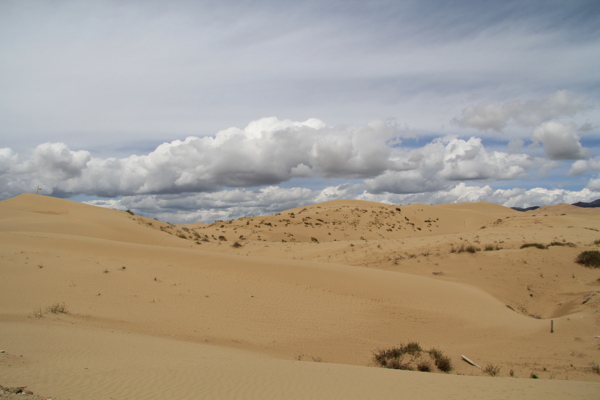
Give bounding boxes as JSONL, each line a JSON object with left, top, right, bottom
{"left": 429, "top": 348, "right": 453, "bottom": 372}
{"left": 484, "top": 363, "right": 501, "bottom": 376}
{"left": 417, "top": 361, "right": 432, "bottom": 372}
{"left": 232, "top": 241, "right": 243, "bottom": 248}
{"left": 575, "top": 251, "right": 600, "bottom": 268}
{"left": 465, "top": 245, "right": 479, "bottom": 253}
{"left": 374, "top": 343, "right": 452, "bottom": 373}
{"left": 125, "top": 209, "right": 134, "bottom": 215}
{"left": 521, "top": 243, "right": 547, "bottom": 249}
{"left": 549, "top": 241, "right": 576, "bottom": 247}
{"left": 46, "top": 302, "right": 69, "bottom": 314}
{"left": 218, "top": 235, "right": 227, "bottom": 241}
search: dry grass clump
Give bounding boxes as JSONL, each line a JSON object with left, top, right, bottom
{"left": 521, "top": 243, "right": 547, "bottom": 250}
{"left": 575, "top": 251, "right": 600, "bottom": 268}
{"left": 46, "top": 302, "right": 69, "bottom": 314}
{"left": 373, "top": 342, "right": 452, "bottom": 373}
{"left": 483, "top": 363, "right": 501, "bottom": 376}
{"left": 548, "top": 241, "right": 576, "bottom": 247}
{"left": 451, "top": 244, "right": 480, "bottom": 254}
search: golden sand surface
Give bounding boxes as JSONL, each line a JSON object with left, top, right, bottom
{"left": 1, "top": 193, "right": 599, "bottom": 399}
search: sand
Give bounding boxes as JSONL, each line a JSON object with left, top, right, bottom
{"left": 1, "top": 193, "right": 600, "bottom": 399}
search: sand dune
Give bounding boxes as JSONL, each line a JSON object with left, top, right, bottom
{"left": 1, "top": 193, "right": 600, "bottom": 399}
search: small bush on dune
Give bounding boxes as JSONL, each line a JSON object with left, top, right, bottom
{"left": 46, "top": 302, "right": 69, "bottom": 314}
{"left": 484, "top": 363, "right": 501, "bottom": 376}
{"left": 465, "top": 245, "right": 479, "bottom": 253}
{"left": 575, "top": 251, "right": 600, "bottom": 268}
{"left": 549, "top": 241, "right": 576, "bottom": 247}
{"left": 374, "top": 343, "right": 452, "bottom": 373}
{"left": 429, "top": 348, "right": 453, "bottom": 372}
{"left": 521, "top": 243, "right": 547, "bottom": 250}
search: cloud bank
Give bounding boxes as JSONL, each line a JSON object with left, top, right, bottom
{"left": 1, "top": 96, "right": 598, "bottom": 223}
{"left": 1, "top": 116, "right": 548, "bottom": 200}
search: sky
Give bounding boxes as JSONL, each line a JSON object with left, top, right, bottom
{"left": 1, "top": 0, "right": 600, "bottom": 223}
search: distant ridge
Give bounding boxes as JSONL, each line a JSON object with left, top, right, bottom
{"left": 572, "top": 199, "right": 600, "bottom": 208}
{"left": 512, "top": 198, "right": 600, "bottom": 212}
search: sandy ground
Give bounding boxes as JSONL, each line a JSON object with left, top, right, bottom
{"left": 1, "top": 193, "right": 599, "bottom": 399}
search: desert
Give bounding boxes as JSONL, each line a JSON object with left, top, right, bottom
{"left": 1, "top": 193, "right": 600, "bottom": 399}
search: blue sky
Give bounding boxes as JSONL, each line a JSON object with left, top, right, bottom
{"left": 1, "top": 0, "right": 599, "bottom": 222}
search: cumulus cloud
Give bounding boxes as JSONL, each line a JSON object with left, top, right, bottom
{"left": 453, "top": 91, "right": 588, "bottom": 131}
{"left": 569, "top": 156, "right": 600, "bottom": 176}
{"left": 364, "top": 137, "right": 537, "bottom": 194}
{"left": 3, "top": 117, "right": 545, "bottom": 201}
{"left": 531, "top": 121, "right": 590, "bottom": 160}
{"left": 1, "top": 116, "right": 592, "bottom": 223}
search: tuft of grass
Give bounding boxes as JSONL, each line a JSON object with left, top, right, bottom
{"left": 429, "top": 348, "right": 453, "bottom": 372}
{"left": 483, "top": 363, "right": 501, "bottom": 376}
{"left": 417, "top": 361, "right": 432, "bottom": 372}
{"left": 125, "top": 209, "right": 134, "bottom": 215}
{"left": 465, "top": 245, "right": 479, "bottom": 253}
{"left": 231, "top": 241, "right": 243, "bottom": 248}
{"left": 549, "top": 241, "right": 576, "bottom": 247}
{"left": 530, "top": 372, "right": 539, "bottom": 379}
{"left": 521, "top": 243, "right": 547, "bottom": 250}
{"left": 591, "top": 362, "right": 600, "bottom": 375}
{"left": 575, "top": 251, "right": 600, "bottom": 268}
{"left": 311, "top": 237, "right": 319, "bottom": 243}
{"left": 46, "top": 302, "right": 69, "bottom": 314}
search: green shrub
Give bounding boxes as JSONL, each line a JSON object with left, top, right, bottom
{"left": 575, "top": 251, "right": 600, "bottom": 268}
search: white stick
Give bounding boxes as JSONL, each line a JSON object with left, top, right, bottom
{"left": 461, "top": 355, "right": 482, "bottom": 369}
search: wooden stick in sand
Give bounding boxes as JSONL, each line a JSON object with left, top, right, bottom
{"left": 461, "top": 355, "right": 482, "bottom": 369}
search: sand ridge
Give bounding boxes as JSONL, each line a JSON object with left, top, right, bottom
{"left": 1, "top": 193, "right": 600, "bottom": 399}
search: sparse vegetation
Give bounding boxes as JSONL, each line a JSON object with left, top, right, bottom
{"left": 548, "top": 241, "right": 576, "bottom": 247}
{"left": 521, "top": 243, "right": 547, "bottom": 250}
{"left": 232, "top": 241, "right": 243, "bottom": 248}
{"left": 483, "top": 363, "right": 501, "bottom": 376}
{"left": 530, "top": 372, "right": 539, "bottom": 379}
{"left": 374, "top": 343, "right": 452, "bottom": 373}
{"left": 575, "top": 251, "right": 600, "bottom": 268}
{"left": 32, "top": 307, "right": 43, "bottom": 318}
{"left": 125, "top": 209, "right": 134, "bottom": 215}
{"left": 46, "top": 302, "right": 69, "bottom": 314}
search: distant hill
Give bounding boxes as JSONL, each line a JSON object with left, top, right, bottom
{"left": 572, "top": 199, "right": 600, "bottom": 208}
{"left": 512, "top": 198, "right": 600, "bottom": 212}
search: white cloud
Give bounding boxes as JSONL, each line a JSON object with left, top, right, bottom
{"left": 86, "top": 183, "right": 600, "bottom": 224}
{"left": 569, "top": 156, "right": 600, "bottom": 176}
{"left": 531, "top": 121, "right": 590, "bottom": 160}
{"left": 453, "top": 91, "right": 589, "bottom": 131}
{"left": 0, "top": 117, "right": 554, "bottom": 203}
{"left": 364, "top": 136, "right": 539, "bottom": 194}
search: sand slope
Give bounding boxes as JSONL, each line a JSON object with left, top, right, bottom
{"left": 1, "top": 194, "right": 600, "bottom": 399}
